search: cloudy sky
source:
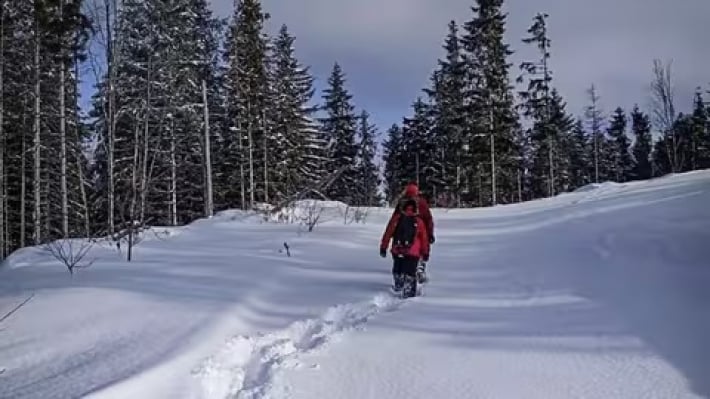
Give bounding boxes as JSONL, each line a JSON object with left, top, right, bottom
{"left": 209, "top": 0, "right": 708, "bottom": 132}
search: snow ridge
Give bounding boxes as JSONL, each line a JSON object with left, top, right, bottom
{"left": 194, "top": 292, "right": 403, "bottom": 399}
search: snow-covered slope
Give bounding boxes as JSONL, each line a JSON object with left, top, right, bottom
{"left": 1, "top": 171, "right": 709, "bottom": 399}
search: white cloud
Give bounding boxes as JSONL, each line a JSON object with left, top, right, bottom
{"left": 209, "top": 0, "right": 710, "bottom": 128}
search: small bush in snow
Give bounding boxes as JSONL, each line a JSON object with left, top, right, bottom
{"left": 43, "top": 239, "right": 95, "bottom": 275}
{"left": 343, "top": 206, "right": 369, "bottom": 225}
{"left": 302, "top": 201, "right": 324, "bottom": 232}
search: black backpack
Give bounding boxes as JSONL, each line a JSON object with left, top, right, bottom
{"left": 392, "top": 199, "right": 419, "bottom": 251}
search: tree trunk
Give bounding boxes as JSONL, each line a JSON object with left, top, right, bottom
{"left": 202, "top": 80, "right": 213, "bottom": 217}
{"left": 262, "top": 110, "right": 268, "bottom": 204}
{"left": 140, "top": 59, "right": 152, "bottom": 225}
{"left": 33, "top": 4, "right": 42, "bottom": 245}
{"left": 106, "top": 0, "right": 116, "bottom": 234}
{"left": 74, "top": 52, "right": 90, "bottom": 237}
{"left": 542, "top": 41, "right": 554, "bottom": 197}
{"left": 238, "top": 119, "right": 245, "bottom": 209}
{"left": 20, "top": 105, "right": 27, "bottom": 248}
{"left": 0, "top": 11, "right": 4, "bottom": 258}
{"left": 247, "top": 101, "right": 255, "bottom": 208}
{"left": 170, "top": 118, "right": 177, "bottom": 226}
{"left": 594, "top": 132, "right": 599, "bottom": 183}
{"left": 517, "top": 168, "right": 522, "bottom": 203}
{"left": 128, "top": 122, "right": 139, "bottom": 262}
{"left": 60, "top": 0, "right": 68, "bottom": 238}
{"left": 489, "top": 106, "right": 496, "bottom": 206}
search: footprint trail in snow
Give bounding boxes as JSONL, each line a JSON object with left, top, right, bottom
{"left": 194, "top": 292, "right": 404, "bottom": 399}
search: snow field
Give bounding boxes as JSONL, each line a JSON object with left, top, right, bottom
{"left": 1, "top": 170, "right": 709, "bottom": 398}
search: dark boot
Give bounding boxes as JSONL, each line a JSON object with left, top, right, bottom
{"left": 402, "top": 275, "right": 417, "bottom": 298}
{"left": 392, "top": 273, "right": 404, "bottom": 292}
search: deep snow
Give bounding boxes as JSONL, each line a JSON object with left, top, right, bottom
{"left": 1, "top": 171, "right": 709, "bottom": 399}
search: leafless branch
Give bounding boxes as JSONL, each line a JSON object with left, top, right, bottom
{"left": 302, "top": 201, "right": 323, "bottom": 232}
{"left": 0, "top": 293, "right": 35, "bottom": 324}
{"left": 650, "top": 59, "right": 681, "bottom": 172}
{"left": 43, "top": 240, "right": 95, "bottom": 275}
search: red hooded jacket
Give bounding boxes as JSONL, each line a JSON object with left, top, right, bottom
{"left": 395, "top": 183, "right": 434, "bottom": 240}
{"left": 380, "top": 207, "right": 430, "bottom": 260}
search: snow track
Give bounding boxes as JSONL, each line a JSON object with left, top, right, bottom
{"left": 195, "top": 292, "right": 404, "bottom": 399}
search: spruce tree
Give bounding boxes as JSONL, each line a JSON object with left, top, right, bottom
{"left": 607, "top": 107, "right": 633, "bottom": 182}
{"left": 568, "top": 120, "right": 592, "bottom": 189}
{"left": 425, "top": 21, "right": 467, "bottom": 205}
{"left": 518, "top": 13, "right": 572, "bottom": 198}
{"left": 383, "top": 123, "right": 404, "bottom": 203}
{"left": 355, "top": 111, "right": 381, "bottom": 206}
{"left": 320, "top": 63, "right": 358, "bottom": 203}
{"left": 90, "top": 0, "right": 221, "bottom": 232}
{"left": 401, "top": 98, "right": 435, "bottom": 195}
{"left": 460, "top": 0, "right": 518, "bottom": 205}
{"left": 222, "top": 0, "right": 270, "bottom": 209}
{"left": 585, "top": 84, "right": 606, "bottom": 183}
{"left": 690, "top": 90, "right": 709, "bottom": 169}
{"left": 631, "top": 105, "right": 653, "bottom": 180}
{"left": 1, "top": 0, "right": 90, "bottom": 256}
{"left": 652, "top": 136, "right": 672, "bottom": 176}
{"left": 268, "top": 24, "right": 323, "bottom": 201}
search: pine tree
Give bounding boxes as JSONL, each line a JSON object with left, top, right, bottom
{"left": 460, "top": 0, "right": 518, "bottom": 205}
{"left": 320, "top": 63, "right": 358, "bottom": 203}
{"left": 652, "top": 136, "right": 672, "bottom": 176}
{"left": 355, "top": 111, "right": 381, "bottom": 206}
{"left": 0, "top": 0, "right": 90, "bottom": 257}
{"left": 585, "top": 84, "right": 605, "bottom": 183}
{"left": 268, "top": 24, "right": 323, "bottom": 201}
{"left": 383, "top": 123, "right": 404, "bottom": 203}
{"left": 607, "top": 107, "right": 633, "bottom": 182}
{"left": 89, "top": 0, "right": 221, "bottom": 240}
{"left": 567, "top": 120, "right": 592, "bottom": 188}
{"left": 518, "top": 13, "right": 571, "bottom": 198}
{"left": 630, "top": 105, "right": 653, "bottom": 180}
{"left": 424, "top": 21, "right": 467, "bottom": 206}
{"left": 518, "top": 14, "right": 559, "bottom": 196}
{"left": 690, "top": 90, "right": 709, "bottom": 170}
{"left": 222, "top": 0, "right": 270, "bottom": 209}
{"left": 547, "top": 91, "right": 576, "bottom": 192}
{"left": 401, "top": 98, "right": 435, "bottom": 195}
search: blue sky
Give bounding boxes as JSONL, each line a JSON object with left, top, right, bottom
{"left": 213, "top": 0, "right": 709, "bottom": 133}
{"left": 81, "top": 0, "right": 709, "bottom": 135}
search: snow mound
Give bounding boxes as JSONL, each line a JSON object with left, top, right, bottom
{"left": 573, "top": 181, "right": 624, "bottom": 193}
{"left": 268, "top": 200, "right": 356, "bottom": 225}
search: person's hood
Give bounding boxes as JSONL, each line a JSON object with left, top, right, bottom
{"left": 404, "top": 183, "right": 418, "bottom": 197}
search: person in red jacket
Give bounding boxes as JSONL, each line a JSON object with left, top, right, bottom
{"left": 380, "top": 198, "right": 430, "bottom": 298}
{"left": 389, "top": 182, "right": 435, "bottom": 282}
{"left": 396, "top": 182, "right": 434, "bottom": 243}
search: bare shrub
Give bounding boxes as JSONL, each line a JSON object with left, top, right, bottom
{"left": 343, "top": 205, "right": 370, "bottom": 225}
{"left": 302, "top": 201, "right": 323, "bottom": 232}
{"left": 44, "top": 239, "right": 95, "bottom": 275}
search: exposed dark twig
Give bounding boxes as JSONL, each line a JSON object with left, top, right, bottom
{"left": 0, "top": 293, "right": 35, "bottom": 324}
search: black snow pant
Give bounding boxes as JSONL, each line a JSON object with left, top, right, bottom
{"left": 392, "top": 255, "right": 419, "bottom": 297}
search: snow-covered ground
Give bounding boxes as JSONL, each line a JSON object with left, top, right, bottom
{"left": 1, "top": 171, "right": 709, "bottom": 399}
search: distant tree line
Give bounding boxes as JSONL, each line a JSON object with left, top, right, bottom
{"left": 382, "top": 3, "right": 710, "bottom": 207}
